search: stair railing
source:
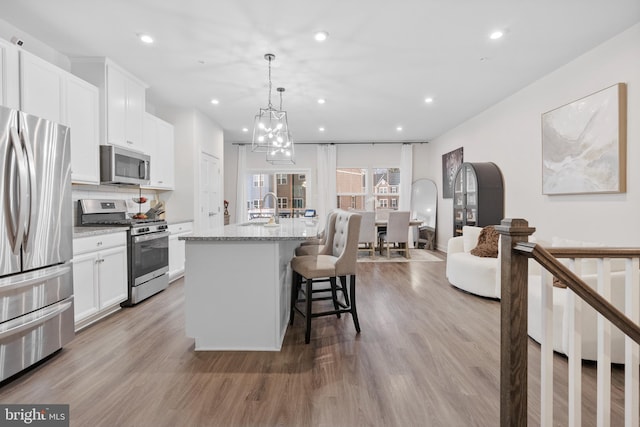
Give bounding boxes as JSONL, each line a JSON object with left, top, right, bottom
{"left": 496, "top": 218, "right": 640, "bottom": 427}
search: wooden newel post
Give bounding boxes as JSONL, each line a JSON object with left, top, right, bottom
{"left": 495, "top": 218, "right": 536, "bottom": 426}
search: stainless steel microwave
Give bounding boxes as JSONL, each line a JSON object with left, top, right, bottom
{"left": 100, "top": 145, "right": 150, "bottom": 185}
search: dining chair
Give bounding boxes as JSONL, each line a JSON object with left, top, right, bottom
{"left": 356, "top": 211, "right": 376, "bottom": 258}
{"left": 378, "top": 210, "right": 411, "bottom": 258}
{"left": 290, "top": 210, "right": 362, "bottom": 343}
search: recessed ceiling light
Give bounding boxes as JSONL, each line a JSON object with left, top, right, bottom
{"left": 317, "top": 98, "right": 326, "bottom": 104}
{"left": 489, "top": 30, "right": 503, "bottom": 40}
{"left": 138, "top": 34, "right": 154, "bottom": 44}
{"left": 396, "top": 126, "right": 403, "bottom": 132}
{"left": 424, "top": 97, "right": 434, "bottom": 104}
{"left": 319, "top": 127, "right": 325, "bottom": 132}
{"left": 314, "top": 31, "right": 329, "bottom": 42}
{"left": 242, "top": 127, "right": 249, "bottom": 132}
{"left": 210, "top": 99, "right": 219, "bottom": 105}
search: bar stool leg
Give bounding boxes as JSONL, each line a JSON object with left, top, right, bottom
{"left": 329, "top": 277, "right": 341, "bottom": 318}
{"left": 339, "top": 275, "right": 350, "bottom": 306}
{"left": 349, "top": 274, "right": 361, "bottom": 333}
{"left": 305, "top": 278, "right": 313, "bottom": 343}
{"left": 290, "top": 271, "right": 300, "bottom": 325}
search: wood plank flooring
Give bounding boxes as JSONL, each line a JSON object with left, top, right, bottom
{"left": 0, "top": 252, "right": 627, "bottom": 426}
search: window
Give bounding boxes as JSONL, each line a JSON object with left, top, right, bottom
{"left": 252, "top": 174, "right": 264, "bottom": 187}
{"left": 336, "top": 168, "right": 367, "bottom": 210}
{"left": 245, "top": 172, "right": 308, "bottom": 221}
{"left": 336, "top": 167, "right": 400, "bottom": 212}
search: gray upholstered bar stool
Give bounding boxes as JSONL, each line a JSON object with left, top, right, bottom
{"left": 290, "top": 210, "right": 362, "bottom": 343}
{"left": 294, "top": 211, "right": 337, "bottom": 256}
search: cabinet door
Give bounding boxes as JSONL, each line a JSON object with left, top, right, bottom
{"left": 98, "top": 245, "right": 128, "bottom": 309}
{"left": 0, "top": 38, "right": 19, "bottom": 109}
{"left": 143, "top": 114, "right": 175, "bottom": 190}
{"left": 168, "top": 234, "right": 186, "bottom": 282}
{"left": 106, "top": 64, "right": 127, "bottom": 147}
{"left": 19, "top": 50, "right": 65, "bottom": 123}
{"left": 125, "top": 77, "right": 145, "bottom": 150}
{"left": 72, "top": 251, "right": 100, "bottom": 323}
{"left": 67, "top": 75, "right": 100, "bottom": 184}
{"left": 156, "top": 118, "right": 175, "bottom": 189}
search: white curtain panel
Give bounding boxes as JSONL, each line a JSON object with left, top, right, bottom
{"left": 400, "top": 143, "right": 413, "bottom": 211}
{"left": 235, "top": 144, "right": 247, "bottom": 224}
{"left": 316, "top": 144, "right": 337, "bottom": 228}
{"left": 400, "top": 143, "right": 414, "bottom": 246}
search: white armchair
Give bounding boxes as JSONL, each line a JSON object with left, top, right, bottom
{"left": 446, "top": 226, "right": 501, "bottom": 299}
{"left": 527, "top": 237, "right": 628, "bottom": 363}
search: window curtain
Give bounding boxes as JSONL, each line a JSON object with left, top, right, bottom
{"left": 235, "top": 144, "right": 247, "bottom": 224}
{"left": 316, "top": 144, "right": 337, "bottom": 228}
{"left": 399, "top": 143, "right": 414, "bottom": 246}
{"left": 399, "top": 143, "right": 413, "bottom": 211}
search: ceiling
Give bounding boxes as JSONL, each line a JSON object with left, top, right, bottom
{"left": 2, "top": 1, "right": 639, "bottom": 144}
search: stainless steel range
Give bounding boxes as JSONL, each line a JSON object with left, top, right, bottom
{"left": 78, "top": 199, "right": 169, "bottom": 306}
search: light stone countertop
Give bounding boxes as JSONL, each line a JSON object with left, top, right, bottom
{"left": 166, "top": 219, "right": 194, "bottom": 225}
{"left": 180, "top": 218, "right": 320, "bottom": 241}
{"left": 73, "top": 226, "right": 128, "bottom": 238}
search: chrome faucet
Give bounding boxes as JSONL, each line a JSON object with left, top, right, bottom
{"left": 263, "top": 192, "right": 279, "bottom": 223}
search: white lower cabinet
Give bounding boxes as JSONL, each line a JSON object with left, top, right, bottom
{"left": 168, "top": 222, "right": 193, "bottom": 282}
{"left": 73, "top": 231, "right": 128, "bottom": 330}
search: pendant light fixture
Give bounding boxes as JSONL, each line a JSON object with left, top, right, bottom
{"left": 252, "top": 54, "right": 291, "bottom": 158}
{"left": 266, "top": 87, "right": 295, "bottom": 164}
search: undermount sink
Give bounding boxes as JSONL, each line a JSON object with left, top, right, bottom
{"left": 239, "top": 220, "right": 269, "bottom": 226}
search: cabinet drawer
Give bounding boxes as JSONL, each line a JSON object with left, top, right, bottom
{"left": 73, "top": 232, "right": 126, "bottom": 255}
{"left": 169, "top": 222, "right": 193, "bottom": 235}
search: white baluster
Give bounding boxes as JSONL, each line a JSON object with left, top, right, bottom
{"left": 541, "top": 268, "right": 554, "bottom": 426}
{"left": 597, "top": 258, "right": 611, "bottom": 427}
{"left": 624, "top": 258, "right": 639, "bottom": 427}
{"left": 567, "top": 258, "right": 582, "bottom": 427}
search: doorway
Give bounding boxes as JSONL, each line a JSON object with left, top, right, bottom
{"left": 199, "top": 152, "right": 221, "bottom": 231}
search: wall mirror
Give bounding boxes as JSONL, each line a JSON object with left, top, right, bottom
{"left": 411, "top": 179, "right": 438, "bottom": 248}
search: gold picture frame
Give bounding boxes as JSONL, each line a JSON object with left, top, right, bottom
{"left": 541, "top": 83, "right": 627, "bottom": 195}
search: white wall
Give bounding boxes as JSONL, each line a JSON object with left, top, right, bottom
{"left": 424, "top": 23, "right": 640, "bottom": 249}
{"left": 158, "top": 108, "right": 224, "bottom": 229}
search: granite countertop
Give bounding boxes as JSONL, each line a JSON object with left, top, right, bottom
{"left": 167, "top": 219, "right": 194, "bottom": 225}
{"left": 73, "top": 226, "right": 128, "bottom": 237}
{"left": 180, "top": 218, "right": 320, "bottom": 241}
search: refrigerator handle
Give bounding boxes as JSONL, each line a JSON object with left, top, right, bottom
{"left": 20, "top": 127, "right": 38, "bottom": 252}
{"left": 0, "top": 299, "right": 73, "bottom": 342}
{"left": 8, "top": 127, "right": 28, "bottom": 255}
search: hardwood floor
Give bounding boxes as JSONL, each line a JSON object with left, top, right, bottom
{"left": 0, "top": 252, "right": 627, "bottom": 426}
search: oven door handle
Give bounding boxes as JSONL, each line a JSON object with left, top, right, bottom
{"left": 132, "top": 230, "right": 170, "bottom": 244}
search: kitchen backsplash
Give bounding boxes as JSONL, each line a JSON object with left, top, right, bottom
{"left": 72, "top": 184, "right": 160, "bottom": 226}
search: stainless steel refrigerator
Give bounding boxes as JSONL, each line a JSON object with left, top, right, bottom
{"left": 0, "top": 105, "right": 74, "bottom": 382}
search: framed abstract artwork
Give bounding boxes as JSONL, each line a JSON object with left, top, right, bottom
{"left": 541, "top": 83, "right": 627, "bottom": 195}
{"left": 442, "top": 147, "right": 463, "bottom": 199}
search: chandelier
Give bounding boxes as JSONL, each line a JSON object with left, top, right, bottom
{"left": 252, "top": 53, "right": 294, "bottom": 164}
{"left": 266, "top": 87, "right": 294, "bottom": 164}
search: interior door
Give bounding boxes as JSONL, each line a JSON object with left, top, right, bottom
{"left": 199, "top": 153, "right": 221, "bottom": 231}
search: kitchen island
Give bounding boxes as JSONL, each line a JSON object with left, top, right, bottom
{"left": 180, "top": 218, "right": 319, "bottom": 351}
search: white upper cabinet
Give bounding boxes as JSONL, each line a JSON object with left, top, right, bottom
{"left": 67, "top": 75, "right": 100, "bottom": 184}
{"left": 142, "top": 112, "right": 175, "bottom": 190}
{"left": 0, "top": 38, "right": 19, "bottom": 109}
{"left": 71, "top": 57, "right": 148, "bottom": 153}
{"left": 19, "top": 50, "right": 66, "bottom": 124}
